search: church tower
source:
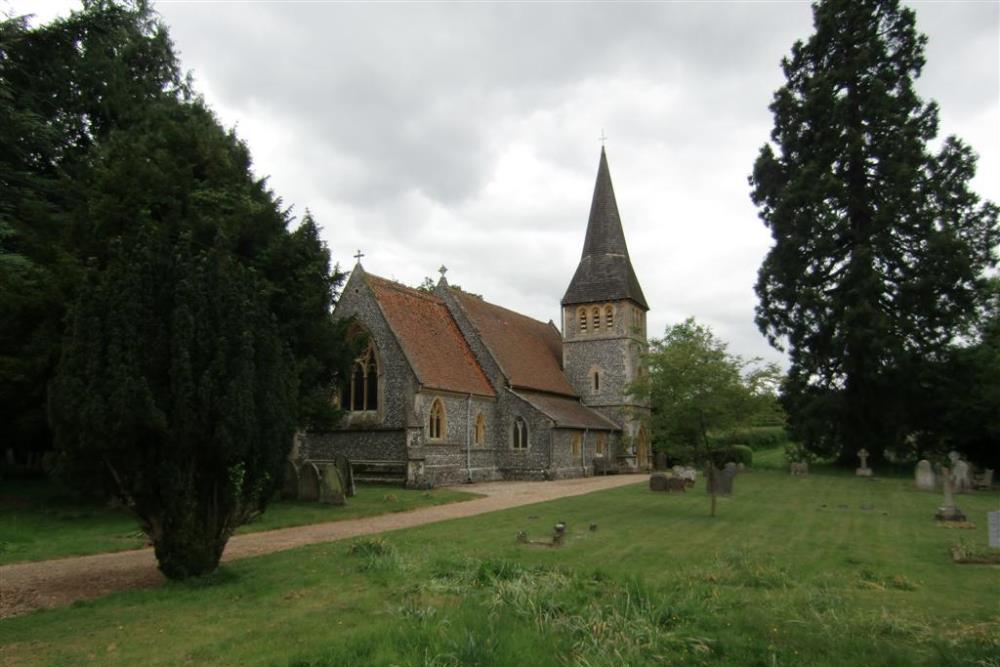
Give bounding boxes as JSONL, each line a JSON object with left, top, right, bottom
{"left": 561, "top": 147, "right": 651, "bottom": 469}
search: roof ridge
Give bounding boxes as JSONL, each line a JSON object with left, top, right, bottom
{"left": 366, "top": 273, "right": 443, "bottom": 303}
{"left": 452, "top": 288, "right": 553, "bottom": 329}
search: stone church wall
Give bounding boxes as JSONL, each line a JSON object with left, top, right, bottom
{"left": 408, "top": 391, "right": 502, "bottom": 485}
{"left": 304, "top": 429, "right": 407, "bottom": 463}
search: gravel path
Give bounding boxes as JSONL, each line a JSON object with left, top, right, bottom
{"left": 0, "top": 475, "right": 642, "bottom": 619}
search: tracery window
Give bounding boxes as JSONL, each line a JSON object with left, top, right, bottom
{"left": 604, "top": 305, "right": 614, "bottom": 329}
{"left": 429, "top": 399, "right": 445, "bottom": 440}
{"left": 474, "top": 413, "right": 486, "bottom": 446}
{"left": 512, "top": 416, "right": 528, "bottom": 450}
{"left": 343, "top": 342, "right": 379, "bottom": 412}
{"left": 579, "top": 307, "right": 588, "bottom": 333}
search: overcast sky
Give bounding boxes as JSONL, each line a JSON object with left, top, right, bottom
{"left": 11, "top": 1, "right": 1000, "bottom": 366}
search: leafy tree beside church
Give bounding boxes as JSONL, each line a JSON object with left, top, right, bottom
{"left": 750, "top": 0, "right": 999, "bottom": 464}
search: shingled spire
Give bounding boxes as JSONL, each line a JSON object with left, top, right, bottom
{"left": 561, "top": 147, "right": 647, "bottom": 309}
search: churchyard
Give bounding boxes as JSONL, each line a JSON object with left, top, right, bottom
{"left": 2, "top": 455, "right": 998, "bottom": 667}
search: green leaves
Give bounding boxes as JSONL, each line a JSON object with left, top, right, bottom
{"left": 750, "top": 0, "right": 999, "bottom": 462}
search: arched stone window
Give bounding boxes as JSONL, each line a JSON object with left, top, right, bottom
{"left": 591, "top": 307, "right": 600, "bottom": 331}
{"left": 343, "top": 342, "right": 379, "bottom": 412}
{"left": 571, "top": 433, "right": 582, "bottom": 458}
{"left": 604, "top": 305, "right": 613, "bottom": 329}
{"left": 428, "top": 398, "right": 446, "bottom": 441}
{"left": 578, "top": 307, "right": 588, "bottom": 333}
{"left": 474, "top": 413, "right": 486, "bottom": 446}
{"left": 512, "top": 416, "right": 528, "bottom": 450}
{"left": 596, "top": 433, "right": 607, "bottom": 457}
{"left": 592, "top": 370, "right": 600, "bottom": 392}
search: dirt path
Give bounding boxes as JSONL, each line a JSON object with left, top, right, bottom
{"left": 0, "top": 475, "right": 642, "bottom": 619}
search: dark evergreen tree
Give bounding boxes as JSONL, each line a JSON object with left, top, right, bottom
{"left": 0, "top": 1, "right": 182, "bottom": 464}
{"left": 750, "top": 0, "right": 999, "bottom": 463}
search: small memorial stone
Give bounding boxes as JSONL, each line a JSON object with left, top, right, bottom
{"left": 281, "top": 461, "right": 300, "bottom": 500}
{"left": 317, "top": 463, "right": 346, "bottom": 506}
{"left": 298, "top": 462, "right": 321, "bottom": 502}
{"left": 649, "top": 473, "right": 669, "bottom": 492}
{"left": 934, "top": 467, "right": 967, "bottom": 522}
{"left": 856, "top": 448, "right": 873, "bottom": 477}
{"left": 914, "top": 459, "right": 935, "bottom": 491}
{"left": 952, "top": 460, "right": 971, "bottom": 494}
{"left": 988, "top": 511, "right": 1000, "bottom": 549}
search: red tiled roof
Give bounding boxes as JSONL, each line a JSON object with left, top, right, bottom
{"left": 366, "top": 275, "right": 495, "bottom": 397}
{"left": 451, "top": 289, "right": 576, "bottom": 397}
{"left": 516, "top": 391, "right": 620, "bottom": 431}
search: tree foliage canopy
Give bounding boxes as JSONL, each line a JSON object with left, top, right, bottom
{"left": 634, "top": 318, "right": 781, "bottom": 455}
{"left": 4, "top": 2, "right": 355, "bottom": 577}
{"left": 750, "top": 0, "right": 999, "bottom": 462}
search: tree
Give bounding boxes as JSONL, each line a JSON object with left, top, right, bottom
{"left": 750, "top": 0, "right": 999, "bottom": 464}
{"left": 1, "top": 1, "right": 183, "bottom": 464}
{"left": 633, "top": 318, "right": 781, "bottom": 515}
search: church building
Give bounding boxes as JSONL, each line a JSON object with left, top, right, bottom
{"left": 301, "top": 148, "right": 651, "bottom": 487}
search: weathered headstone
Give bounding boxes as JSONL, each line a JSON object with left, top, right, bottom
{"left": 655, "top": 451, "right": 668, "bottom": 470}
{"left": 298, "top": 462, "right": 321, "bottom": 502}
{"left": 934, "top": 466, "right": 967, "bottom": 522}
{"left": 679, "top": 467, "right": 697, "bottom": 485}
{"left": 856, "top": 448, "right": 873, "bottom": 477}
{"left": 974, "top": 468, "right": 994, "bottom": 490}
{"left": 914, "top": 459, "right": 935, "bottom": 491}
{"left": 649, "top": 473, "right": 668, "bottom": 492}
{"left": 988, "top": 511, "right": 1000, "bottom": 549}
{"left": 666, "top": 477, "right": 687, "bottom": 492}
{"left": 708, "top": 463, "right": 738, "bottom": 496}
{"left": 281, "top": 461, "right": 300, "bottom": 500}
{"left": 334, "top": 454, "right": 355, "bottom": 498}
{"left": 952, "top": 460, "right": 971, "bottom": 493}
{"left": 317, "top": 463, "right": 346, "bottom": 506}
{"left": 790, "top": 461, "right": 809, "bottom": 476}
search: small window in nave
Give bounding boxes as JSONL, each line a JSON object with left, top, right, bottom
{"left": 605, "top": 305, "right": 613, "bottom": 329}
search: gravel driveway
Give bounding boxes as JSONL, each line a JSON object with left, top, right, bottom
{"left": 0, "top": 475, "right": 642, "bottom": 619}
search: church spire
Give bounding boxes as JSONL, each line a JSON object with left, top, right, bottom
{"left": 561, "top": 147, "right": 648, "bottom": 309}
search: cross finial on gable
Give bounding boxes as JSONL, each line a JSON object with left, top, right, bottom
{"left": 438, "top": 265, "right": 448, "bottom": 278}
{"left": 598, "top": 129, "right": 607, "bottom": 147}
{"left": 354, "top": 249, "right": 365, "bottom": 262}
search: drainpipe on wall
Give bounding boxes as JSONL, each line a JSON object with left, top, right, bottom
{"left": 583, "top": 428, "right": 589, "bottom": 476}
{"left": 466, "top": 393, "right": 472, "bottom": 483}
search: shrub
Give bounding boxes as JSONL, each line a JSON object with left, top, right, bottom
{"left": 711, "top": 427, "right": 788, "bottom": 450}
{"left": 729, "top": 445, "right": 753, "bottom": 467}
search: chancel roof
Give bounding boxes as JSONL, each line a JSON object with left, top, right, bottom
{"left": 450, "top": 289, "right": 577, "bottom": 397}
{"left": 515, "top": 391, "right": 620, "bottom": 431}
{"left": 561, "top": 147, "right": 648, "bottom": 310}
{"left": 366, "top": 274, "right": 495, "bottom": 397}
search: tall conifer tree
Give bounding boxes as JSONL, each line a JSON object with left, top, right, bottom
{"left": 750, "top": 0, "right": 998, "bottom": 463}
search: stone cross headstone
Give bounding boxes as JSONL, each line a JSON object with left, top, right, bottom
{"left": 856, "top": 449, "right": 873, "bottom": 477}
{"left": 934, "top": 466, "right": 967, "bottom": 522}
{"left": 988, "top": 511, "right": 1000, "bottom": 549}
{"left": 952, "top": 460, "right": 971, "bottom": 494}
{"left": 914, "top": 459, "right": 935, "bottom": 491}
{"left": 948, "top": 450, "right": 961, "bottom": 465}
{"left": 298, "top": 462, "right": 321, "bottom": 502}
{"left": 281, "top": 461, "right": 300, "bottom": 500}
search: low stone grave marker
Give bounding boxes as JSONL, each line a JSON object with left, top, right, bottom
{"left": 934, "top": 467, "right": 967, "bottom": 523}
{"left": 856, "top": 448, "right": 873, "bottom": 477}
{"left": 649, "top": 473, "right": 686, "bottom": 493}
{"left": 989, "top": 511, "right": 1000, "bottom": 549}
{"left": 914, "top": 459, "right": 935, "bottom": 491}
{"left": 952, "top": 460, "right": 971, "bottom": 493}
{"left": 516, "top": 522, "right": 569, "bottom": 547}
{"left": 298, "top": 462, "right": 321, "bottom": 502}
{"left": 317, "top": 463, "right": 346, "bottom": 506}
{"left": 790, "top": 461, "right": 809, "bottom": 476}
{"left": 334, "top": 454, "right": 355, "bottom": 498}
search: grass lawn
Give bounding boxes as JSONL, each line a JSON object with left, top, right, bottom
{"left": 0, "top": 480, "right": 479, "bottom": 565}
{"left": 2, "top": 465, "right": 998, "bottom": 667}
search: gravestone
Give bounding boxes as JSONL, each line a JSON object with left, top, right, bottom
{"left": 974, "top": 468, "right": 994, "bottom": 490}
{"left": 649, "top": 473, "right": 668, "bottom": 492}
{"left": 708, "top": 463, "right": 738, "bottom": 496}
{"left": 298, "top": 462, "right": 321, "bottom": 502}
{"left": 934, "top": 467, "right": 966, "bottom": 522}
{"left": 952, "top": 460, "right": 971, "bottom": 493}
{"left": 790, "top": 462, "right": 809, "bottom": 476}
{"left": 914, "top": 459, "right": 935, "bottom": 491}
{"left": 856, "top": 448, "right": 873, "bottom": 477}
{"left": 281, "top": 461, "right": 300, "bottom": 500}
{"left": 317, "top": 463, "right": 346, "bottom": 506}
{"left": 679, "top": 467, "right": 697, "bottom": 485}
{"left": 665, "top": 477, "right": 687, "bottom": 492}
{"left": 334, "top": 454, "right": 356, "bottom": 498}
{"left": 655, "top": 452, "right": 668, "bottom": 470}
{"left": 989, "top": 511, "right": 1000, "bottom": 549}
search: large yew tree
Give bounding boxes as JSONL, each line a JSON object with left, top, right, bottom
{"left": 750, "top": 0, "right": 998, "bottom": 463}
{"left": 4, "top": 2, "right": 355, "bottom": 577}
